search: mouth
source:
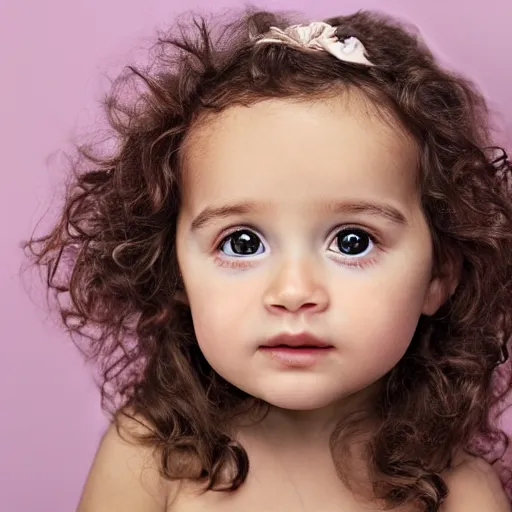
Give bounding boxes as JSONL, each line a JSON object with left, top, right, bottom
{"left": 259, "top": 333, "right": 334, "bottom": 367}
{"left": 261, "top": 332, "right": 333, "bottom": 349}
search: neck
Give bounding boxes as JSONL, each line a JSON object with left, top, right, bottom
{"left": 236, "top": 382, "right": 380, "bottom": 451}
{"left": 262, "top": 405, "right": 345, "bottom": 444}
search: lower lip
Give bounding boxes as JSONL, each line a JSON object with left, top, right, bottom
{"left": 259, "top": 346, "right": 333, "bottom": 367}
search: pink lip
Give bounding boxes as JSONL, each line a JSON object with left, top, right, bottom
{"left": 259, "top": 333, "right": 333, "bottom": 367}
{"left": 262, "top": 332, "right": 332, "bottom": 348}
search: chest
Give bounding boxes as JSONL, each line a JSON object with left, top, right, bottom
{"left": 171, "top": 476, "right": 337, "bottom": 511}
{"left": 168, "top": 457, "right": 413, "bottom": 512}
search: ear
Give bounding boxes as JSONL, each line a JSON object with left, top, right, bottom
{"left": 173, "top": 272, "right": 190, "bottom": 306}
{"left": 173, "top": 288, "right": 189, "bottom": 306}
{"left": 422, "top": 249, "right": 462, "bottom": 316}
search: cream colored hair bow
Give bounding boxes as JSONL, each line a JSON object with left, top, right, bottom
{"left": 256, "top": 21, "right": 374, "bottom": 67}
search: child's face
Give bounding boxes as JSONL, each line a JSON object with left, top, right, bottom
{"left": 176, "top": 95, "right": 447, "bottom": 413}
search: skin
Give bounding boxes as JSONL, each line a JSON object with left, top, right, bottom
{"left": 77, "top": 95, "right": 510, "bottom": 512}
{"left": 175, "top": 94, "right": 455, "bottom": 442}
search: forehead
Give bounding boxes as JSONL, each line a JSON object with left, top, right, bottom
{"left": 180, "top": 96, "right": 419, "bottom": 212}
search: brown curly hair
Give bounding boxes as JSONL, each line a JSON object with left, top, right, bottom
{"left": 24, "top": 7, "right": 512, "bottom": 511}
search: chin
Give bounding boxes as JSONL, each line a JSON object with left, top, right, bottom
{"left": 257, "top": 387, "right": 344, "bottom": 411}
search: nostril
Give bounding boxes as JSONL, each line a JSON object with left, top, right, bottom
{"left": 268, "top": 302, "right": 320, "bottom": 312}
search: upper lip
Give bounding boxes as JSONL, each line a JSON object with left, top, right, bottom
{"left": 262, "top": 332, "right": 332, "bottom": 348}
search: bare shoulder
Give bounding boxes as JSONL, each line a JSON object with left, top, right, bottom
{"left": 440, "top": 453, "right": 511, "bottom": 512}
{"left": 77, "top": 412, "right": 177, "bottom": 512}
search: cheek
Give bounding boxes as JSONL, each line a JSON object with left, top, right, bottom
{"left": 335, "top": 297, "right": 421, "bottom": 387}
{"left": 357, "top": 284, "right": 426, "bottom": 360}
{"left": 185, "top": 277, "right": 257, "bottom": 359}
{"left": 343, "top": 262, "right": 432, "bottom": 367}
{"left": 188, "top": 296, "right": 256, "bottom": 387}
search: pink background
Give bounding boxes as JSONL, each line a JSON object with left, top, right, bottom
{"left": 1, "top": 0, "right": 511, "bottom": 510}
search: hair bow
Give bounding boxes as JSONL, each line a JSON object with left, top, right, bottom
{"left": 256, "top": 21, "right": 374, "bottom": 67}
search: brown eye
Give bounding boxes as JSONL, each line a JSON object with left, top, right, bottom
{"left": 219, "top": 230, "right": 264, "bottom": 257}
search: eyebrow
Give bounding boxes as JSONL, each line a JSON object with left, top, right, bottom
{"left": 190, "top": 199, "right": 408, "bottom": 231}
{"left": 320, "top": 199, "right": 408, "bottom": 225}
{"left": 191, "top": 202, "right": 273, "bottom": 232}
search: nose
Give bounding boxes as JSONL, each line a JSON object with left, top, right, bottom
{"left": 263, "top": 257, "right": 329, "bottom": 315}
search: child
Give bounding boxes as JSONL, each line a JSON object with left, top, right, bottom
{"left": 25, "top": 7, "right": 512, "bottom": 512}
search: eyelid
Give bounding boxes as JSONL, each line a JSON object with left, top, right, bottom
{"left": 214, "top": 225, "right": 267, "bottom": 250}
{"left": 326, "top": 223, "right": 382, "bottom": 246}
{"left": 214, "top": 224, "right": 384, "bottom": 270}
{"left": 322, "top": 226, "right": 382, "bottom": 271}
{"left": 214, "top": 223, "right": 383, "bottom": 253}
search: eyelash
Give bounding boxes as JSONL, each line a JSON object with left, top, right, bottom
{"left": 213, "top": 225, "right": 382, "bottom": 270}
